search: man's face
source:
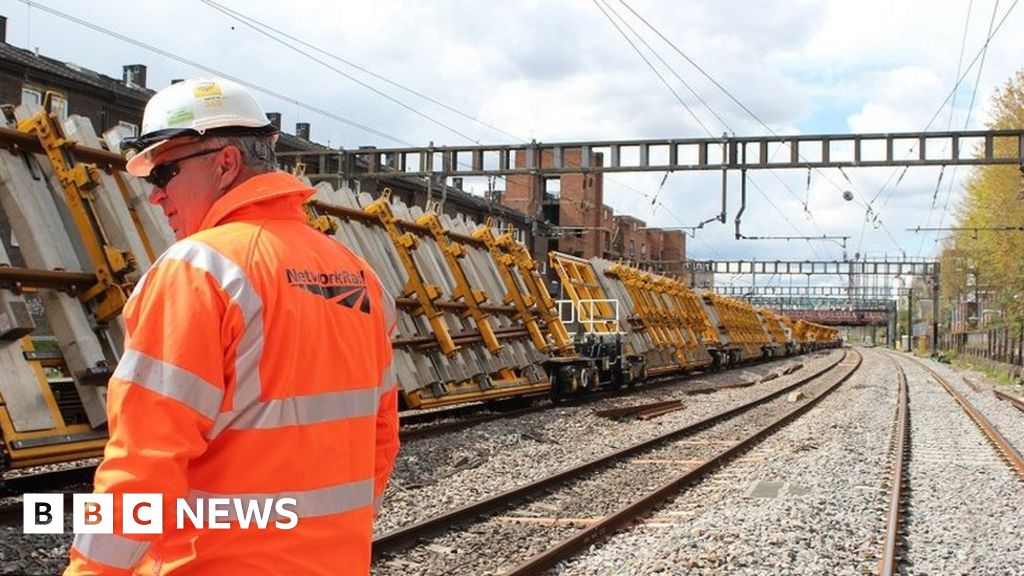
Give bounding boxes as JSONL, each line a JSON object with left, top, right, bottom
{"left": 147, "top": 142, "right": 225, "bottom": 240}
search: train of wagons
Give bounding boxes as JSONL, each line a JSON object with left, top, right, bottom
{"left": 0, "top": 104, "right": 839, "bottom": 470}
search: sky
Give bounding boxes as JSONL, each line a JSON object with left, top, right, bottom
{"left": 2, "top": 0, "right": 1022, "bottom": 284}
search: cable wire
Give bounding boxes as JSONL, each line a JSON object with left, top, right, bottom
{"left": 14, "top": 0, "right": 413, "bottom": 145}
{"left": 200, "top": 0, "right": 484, "bottom": 144}
{"left": 590, "top": 0, "right": 714, "bottom": 136}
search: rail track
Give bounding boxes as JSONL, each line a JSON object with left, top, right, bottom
{"left": 398, "top": 354, "right": 808, "bottom": 441}
{"left": 372, "top": 349, "right": 859, "bottom": 574}
{"left": 993, "top": 388, "right": 1024, "bottom": 413}
{"left": 878, "top": 357, "right": 909, "bottom": 576}
{"left": 877, "top": 351, "right": 1024, "bottom": 575}
{"left": 900, "top": 354, "right": 1024, "bottom": 479}
{"left": 0, "top": 464, "right": 98, "bottom": 526}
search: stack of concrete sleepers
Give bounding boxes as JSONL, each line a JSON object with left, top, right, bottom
{"left": 312, "top": 183, "right": 551, "bottom": 407}
{"left": 587, "top": 258, "right": 679, "bottom": 370}
{"left": 0, "top": 109, "right": 166, "bottom": 440}
{"left": 440, "top": 213, "right": 549, "bottom": 383}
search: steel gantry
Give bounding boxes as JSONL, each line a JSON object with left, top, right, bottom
{"left": 713, "top": 285, "right": 897, "bottom": 298}
{"left": 684, "top": 259, "right": 937, "bottom": 276}
{"left": 277, "top": 129, "right": 1024, "bottom": 179}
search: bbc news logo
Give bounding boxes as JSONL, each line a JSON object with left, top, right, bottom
{"left": 23, "top": 494, "right": 299, "bottom": 534}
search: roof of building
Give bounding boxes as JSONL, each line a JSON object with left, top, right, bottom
{"left": 0, "top": 42, "right": 153, "bottom": 100}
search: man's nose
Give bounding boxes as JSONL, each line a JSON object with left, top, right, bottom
{"left": 148, "top": 185, "right": 167, "bottom": 205}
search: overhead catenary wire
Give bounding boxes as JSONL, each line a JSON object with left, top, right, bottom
{"left": 199, "top": 0, "right": 483, "bottom": 145}
{"left": 860, "top": 0, "right": 1019, "bottom": 251}
{"left": 13, "top": 0, "right": 413, "bottom": 146}
{"left": 593, "top": 0, "right": 732, "bottom": 135}
{"left": 199, "top": 1, "right": 698, "bottom": 239}
{"left": 198, "top": 0, "right": 526, "bottom": 144}
{"left": 590, "top": 0, "right": 715, "bottom": 137}
{"left": 605, "top": 0, "right": 838, "bottom": 259}
{"left": 914, "top": 0, "right": 976, "bottom": 256}
{"left": 931, "top": 0, "right": 1001, "bottom": 247}
{"left": 613, "top": 0, "right": 850, "bottom": 196}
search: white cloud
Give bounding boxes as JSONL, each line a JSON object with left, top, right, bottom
{"left": 4, "top": 0, "right": 1020, "bottom": 269}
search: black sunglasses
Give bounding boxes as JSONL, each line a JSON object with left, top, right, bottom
{"left": 145, "top": 147, "right": 224, "bottom": 188}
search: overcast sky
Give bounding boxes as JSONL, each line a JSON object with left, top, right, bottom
{"left": 3, "top": 0, "right": 1022, "bottom": 279}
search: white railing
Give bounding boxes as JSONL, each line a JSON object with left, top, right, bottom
{"left": 556, "top": 298, "right": 621, "bottom": 334}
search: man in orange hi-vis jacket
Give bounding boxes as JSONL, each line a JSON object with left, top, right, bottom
{"left": 65, "top": 77, "right": 399, "bottom": 575}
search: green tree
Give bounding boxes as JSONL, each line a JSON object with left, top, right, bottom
{"left": 941, "top": 70, "right": 1024, "bottom": 333}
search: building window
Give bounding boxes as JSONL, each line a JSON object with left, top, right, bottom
{"left": 117, "top": 121, "right": 139, "bottom": 138}
{"left": 21, "top": 87, "right": 42, "bottom": 107}
{"left": 50, "top": 94, "right": 68, "bottom": 121}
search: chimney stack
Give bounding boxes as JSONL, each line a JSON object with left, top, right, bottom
{"left": 296, "top": 122, "right": 310, "bottom": 141}
{"left": 123, "top": 64, "right": 147, "bottom": 88}
{"left": 0, "top": 16, "right": 7, "bottom": 44}
{"left": 266, "top": 112, "right": 282, "bottom": 130}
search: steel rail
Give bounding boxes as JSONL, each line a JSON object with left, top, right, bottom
{"left": 592, "top": 399, "right": 682, "bottom": 419}
{"left": 0, "top": 464, "right": 99, "bottom": 525}
{"left": 901, "top": 354, "right": 1024, "bottom": 480}
{"left": 372, "top": 350, "right": 846, "bottom": 557}
{"left": 879, "top": 358, "right": 909, "bottom": 576}
{"left": 397, "top": 353, "right": 813, "bottom": 442}
{"left": 993, "top": 389, "right": 1024, "bottom": 414}
{"left": 503, "top": 349, "right": 862, "bottom": 575}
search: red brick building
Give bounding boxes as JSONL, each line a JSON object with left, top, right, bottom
{"left": 502, "top": 147, "right": 686, "bottom": 273}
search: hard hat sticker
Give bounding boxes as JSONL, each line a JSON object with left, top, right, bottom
{"left": 192, "top": 83, "right": 223, "bottom": 98}
{"left": 166, "top": 107, "right": 194, "bottom": 127}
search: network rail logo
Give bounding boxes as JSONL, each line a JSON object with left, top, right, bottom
{"left": 23, "top": 494, "right": 298, "bottom": 534}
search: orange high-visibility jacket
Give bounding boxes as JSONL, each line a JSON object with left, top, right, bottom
{"left": 66, "top": 172, "right": 400, "bottom": 575}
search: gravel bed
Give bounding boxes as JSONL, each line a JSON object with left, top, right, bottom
{"left": 0, "top": 353, "right": 836, "bottom": 575}
{"left": 371, "top": 352, "right": 848, "bottom": 575}
{"left": 904, "top": 354, "right": 1024, "bottom": 464}
{"left": 894, "top": 357, "right": 1024, "bottom": 576}
{"left": 1, "top": 509, "right": 76, "bottom": 575}
{"left": 556, "top": 347, "right": 897, "bottom": 576}
{"left": 1, "top": 460, "right": 101, "bottom": 575}
{"left": 376, "top": 351, "right": 842, "bottom": 536}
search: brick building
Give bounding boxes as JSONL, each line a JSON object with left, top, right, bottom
{"left": 502, "top": 146, "right": 686, "bottom": 273}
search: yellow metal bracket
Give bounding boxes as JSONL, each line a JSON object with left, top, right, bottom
{"left": 417, "top": 208, "right": 501, "bottom": 353}
{"left": 365, "top": 189, "right": 458, "bottom": 355}
{"left": 291, "top": 162, "right": 340, "bottom": 235}
{"left": 501, "top": 234, "right": 572, "bottom": 353}
{"left": 16, "top": 92, "right": 135, "bottom": 322}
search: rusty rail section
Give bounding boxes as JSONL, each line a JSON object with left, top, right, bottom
{"left": 879, "top": 359, "right": 909, "bottom": 576}
{"left": 993, "top": 389, "right": 1024, "bottom": 414}
{"left": 592, "top": 399, "right": 682, "bottom": 419}
{"left": 396, "top": 356, "right": 798, "bottom": 442}
{"left": 903, "top": 355, "right": 1024, "bottom": 481}
{"left": 372, "top": 351, "right": 847, "bottom": 559}
{"left": 503, "top": 349, "right": 862, "bottom": 575}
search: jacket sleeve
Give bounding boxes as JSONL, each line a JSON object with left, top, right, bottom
{"left": 65, "top": 256, "right": 230, "bottom": 575}
{"left": 373, "top": 284, "right": 400, "bottom": 511}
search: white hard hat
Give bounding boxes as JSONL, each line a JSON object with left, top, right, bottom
{"left": 123, "top": 77, "right": 277, "bottom": 176}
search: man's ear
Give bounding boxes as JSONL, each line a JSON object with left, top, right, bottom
{"left": 217, "top": 146, "right": 244, "bottom": 191}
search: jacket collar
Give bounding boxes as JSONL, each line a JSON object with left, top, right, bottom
{"left": 198, "top": 172, "right": 315, "bottom": 231}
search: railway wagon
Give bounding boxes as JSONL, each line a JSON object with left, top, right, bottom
{"left": 793, "top": 319, "right": 841, "bottom": 350}
{"left": 546, "top": 253, "right": 837, "bottom": 398}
